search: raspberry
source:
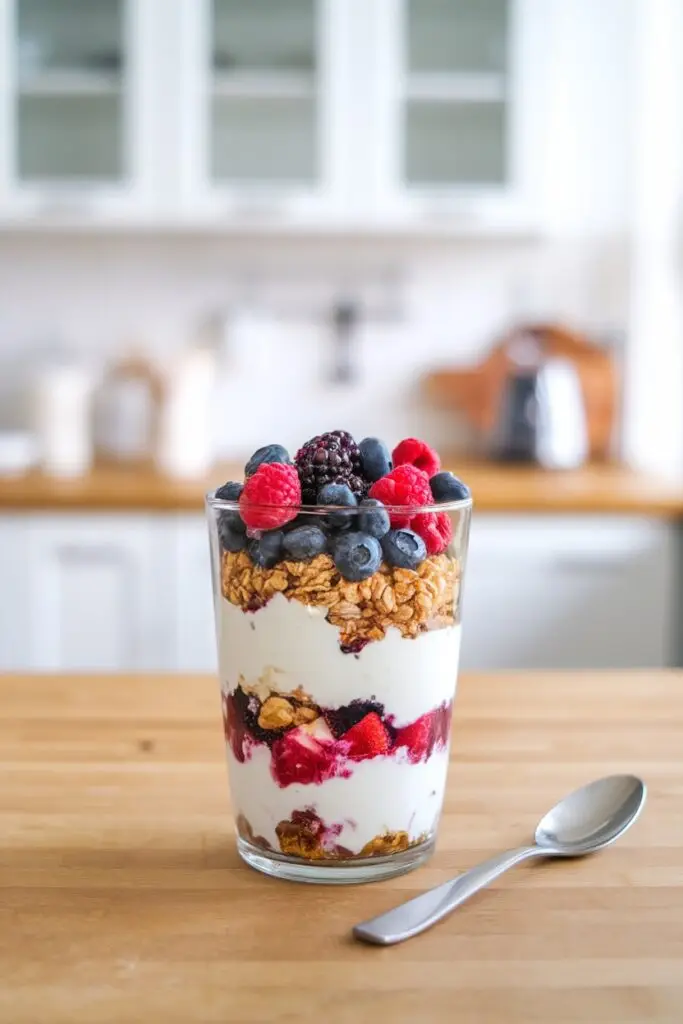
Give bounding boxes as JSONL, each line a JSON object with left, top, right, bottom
{"left": 411, "top": 510, "right": 453, "bottom": 555}
{"left": 239, "top": 463, "right": 301, "bottom": 530}
{"left": 295, "top": 430, "right": 365, "bottom": 505}
{"left": 343, "top": 712, "right": 390, "bottom": 760}
{"left": 392, "top": 437, "right": 441, "bottom": 478}
{"left": 394, "top": 713, "right": 434, "bottom": 763}
{"left": 368, "top": 465, "right": 433, "bottom": 527}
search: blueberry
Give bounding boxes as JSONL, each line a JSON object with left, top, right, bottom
{"left": 430, "top": 471, "right": 471, "bottom": 503}
{"left": 283, "top": 524, "right": 328, "bottom": 561}
{"left": 358, "top": 498, "right": 390, "bottom": 539}
{"left": 318, "top": 482, "right": 358, "bottom": 530}
{"left": 245, "top": 444, "right": 291, "bottom": 477}
{"left": 218, "top": 514, "right": 247, "bottom": 552}
{"left": 381, "top": 528, "right": 426, "bottom": 570}
{"left": 248, "top": 530, "right": 284, "bottom": 569}
{"left": 359, "top": 437, "right": 392, "bottom": 482}
{"left": 215, "top": 481, "right": 243, "bottom": 501}
{"left": 333, "top": 531, "right": 382, "bottom": 581}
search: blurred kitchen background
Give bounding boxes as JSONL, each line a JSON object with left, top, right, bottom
{"left": 0, "top": 0, "right": 682, "bottom": 674}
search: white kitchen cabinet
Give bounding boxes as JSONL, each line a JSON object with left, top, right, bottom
{"left": 0, "top": 516, "right": 30, "bottom": 669}
{"left": 0, "top": 0, "right": 554, "bottom": 232}
{"left": 172, "top": 515, "right": 217, "bottom": 673}
{"left": 460, "top": 516, "right": 677, "bottom": 670}
{"left": 25, "top": 515, "right": 172, "bottom": 671}
{"left": 366, "top": 0, "right": 551, "bottom": 232}
{"left": 0, "top": 0, "right": 159, "bottom": 223}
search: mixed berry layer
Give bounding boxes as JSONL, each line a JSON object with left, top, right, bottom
{"left": 222, "top": 685, "right": 452, "bottom": 788}
{"left": 237, "top": 809, "right": 427, "bottom": 862}
{"left": 214, "top": 430, "right": 469, "bottom": 652}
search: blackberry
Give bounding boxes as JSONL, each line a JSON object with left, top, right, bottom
{"left": 295, "top": 429, "right": 366, "bottom": 505}
{"left": 323, "top": 698, "right": 385, "bottom": 738}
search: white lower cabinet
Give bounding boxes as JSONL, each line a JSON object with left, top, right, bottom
{"left": 460, "top": 516, "right": 677, "bottom": 670}
{"left": 0, "top": 512, "right": 677, "bottom": 672}
{"left": 172, "top": 516, "right": 217, "bottom": 673}
{"left": 26, "top": 515, "right": 173, "bottom": 672}
{"left": 0, "top": 516, "right": 30, "bottom": 669}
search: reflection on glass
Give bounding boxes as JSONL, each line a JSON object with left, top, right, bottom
{"left": 212, "top": 0, "right": 316, "bottom": 71}
{"left": 17, "top": 0, "right": 123, "bottom": 74}
{"left": 211, "top": 97, "right": 316, "bottom": 184}
{"left": 405, "top": 101, "right": 505, "bottom": 186}
{"left": 407, "top": 0, "right": 508, "bottom": 74}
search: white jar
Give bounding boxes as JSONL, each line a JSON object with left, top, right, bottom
{"left": 34, "top": 363, "right": 94, "bottom": 477}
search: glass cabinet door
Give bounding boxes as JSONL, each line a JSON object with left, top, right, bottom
{"left": 402, "top": 0, "right": 509, "bottom": 190}
{"left": 208, "top": 0, "right": 320, "bottom": 193}
{"left": 12, "top": 0, "right": 128, "bottom": 187}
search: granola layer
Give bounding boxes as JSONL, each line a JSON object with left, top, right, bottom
{"left": 237, "top": 811, "right": 428, "bottom": 861}
{"left": 221, "top": 550, "right": 459, "bottom": 646}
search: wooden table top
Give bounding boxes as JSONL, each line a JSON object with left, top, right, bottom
{"left": 1, "top": 458, "right": 683, "bottom": 515}
{"left": 1, "top": 671, "right": 682, "bottom": 1023}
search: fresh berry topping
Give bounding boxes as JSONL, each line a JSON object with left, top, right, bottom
{"left": 318, "top": 481, "right": 358, "bottom": 529}
{"left": 368, "top": 465, "right": 432, "bottom": 527}
{"left": 248, "top": 529, "right": 284, "bottom": 569}
{"left": 215, "top": 481, "right": 243, "bottom": 501}
{"left": 333, "top": 531, "right": 382, "bottom": 581}
{"left": 429, "top": 471, "right": 471, "bottom": 503}
{"left": 343, "top": 712, "right": 391, "bottom": 760}
{"left": 394, "top": 713, "right": 434, "bottom": 763}
{"left": 270, "top": 719, "right": 346, "bottom": 787}
{"left": 294, "top": 430, "right": 365, "bottom": 505}
{"left": 218, "top": 511, "right": 247, "bottom": 552}
{"left": 359, "top": 437, "right": 392, "bottom": 482}
{"left": 323, "top": 699, "right": 385, "bottom": 738}
{"left": 381, "top": 528, "right": 427, "bottom": 569}
{"left": 239, "top": 463, "right": 301, "bottom": 530}
{"left": 245, "top": 444, "right": 291, "bottom": 478}
{"left": 411, "top": 510, "right": 453, "bottom": 555}
{"left": 283, "top": 524, "right": 328, "bottom": 560}
{"left": 392, "top": 437, "right": 441, "bottom": 478}
{"left": 358, "top": 497, "right": 390, "bottom": 539}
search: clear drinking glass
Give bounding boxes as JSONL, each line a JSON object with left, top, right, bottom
{"left": 206, "top": 494, "right": 472, "bottom": 884}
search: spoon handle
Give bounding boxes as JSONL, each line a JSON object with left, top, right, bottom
{"left": 353, "top": 845, "right": 543, "bottom": 946}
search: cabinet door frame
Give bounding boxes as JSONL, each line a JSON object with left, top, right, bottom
{"left": 0, "top": 0, "right": 158, "bottom": 223}
{"left": 369, "top": 0, "right": 552, "bottom": 233}
{"left": 176, "top": 0, "right": 346, "bottom": 226}
{"left": 26, "top": 514, "right": 172, "bottom": 672}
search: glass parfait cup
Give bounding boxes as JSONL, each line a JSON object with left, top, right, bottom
{"left": 206, "top": 493, "right": 472, "bottom": 884}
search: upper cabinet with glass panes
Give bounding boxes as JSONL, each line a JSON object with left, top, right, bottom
{"left": 0, "top": 0, "right": 550, "bottom": 231}
{"left": 0, "top": 0, "right": 156, "bottom": 219}
{"left": 176, "top": 0, "right": 343, "bottom": 221}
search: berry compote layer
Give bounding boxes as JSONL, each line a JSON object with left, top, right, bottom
{"left": 212, "top": 431, "right": 470, "bottom": 865}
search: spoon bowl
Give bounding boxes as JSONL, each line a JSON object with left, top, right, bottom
{"left": 535, "top": 774, "right": 646, "bottom": 855}
{"left": 353, "top": 774, "right": 647, "bottom": 946}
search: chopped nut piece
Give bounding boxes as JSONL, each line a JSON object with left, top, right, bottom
{"left": 258, "top": 696, "right": 295, "bottom": 730}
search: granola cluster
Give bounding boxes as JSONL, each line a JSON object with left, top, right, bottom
{"left": 237, "top": 813, "right": 426, "bottom": 861}
{"left": 221, "top": 550, "right": 459, "bottom": 645}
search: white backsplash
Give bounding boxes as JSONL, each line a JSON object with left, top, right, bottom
{"left": 0, "top": 234, "right": 627, "bottom": 454}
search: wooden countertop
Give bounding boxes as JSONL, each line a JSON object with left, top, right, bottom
{"left": 1, "top": 671, "right": 681, "bottom": 1023}
{"left": 2, "top": 458, "right": 683, "bottom": 515}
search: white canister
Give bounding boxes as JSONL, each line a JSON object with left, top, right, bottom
{"left": 156, "top": 347, "right": 217, "bottom": 479}
{"left": 34, "top": 362, "right": 94, "bottom": 477}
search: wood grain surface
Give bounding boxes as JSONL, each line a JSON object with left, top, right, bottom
{"left": 1, "top": 671, "right": 682, "bottom": 1023}
{"left": 1, "top": 459, "right": 683, "bottom": 515}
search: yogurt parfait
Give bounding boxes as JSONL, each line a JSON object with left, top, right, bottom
{"left": 207, "top": 431, "right": 471, "bottom": 883}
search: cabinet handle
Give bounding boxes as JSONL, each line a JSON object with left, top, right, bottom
{"left": 228, "top": 197, "right": 287, "bottom": 221}
{"left": 35, "top": 195, "right": 96, "bottom": 219}
{"left": 57, "top": 545, "right": 121, "bottom": 565}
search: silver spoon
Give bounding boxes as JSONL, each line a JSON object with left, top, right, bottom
{"left": 353, "top": 774, "right": 646, "bottom": 946}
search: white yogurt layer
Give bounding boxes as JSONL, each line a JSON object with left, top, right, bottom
{"left": 218, "top": 593, "right": 461, "bottom": 724}
{"left": 227, "top": 743, "right": 451, "bottom": 855}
